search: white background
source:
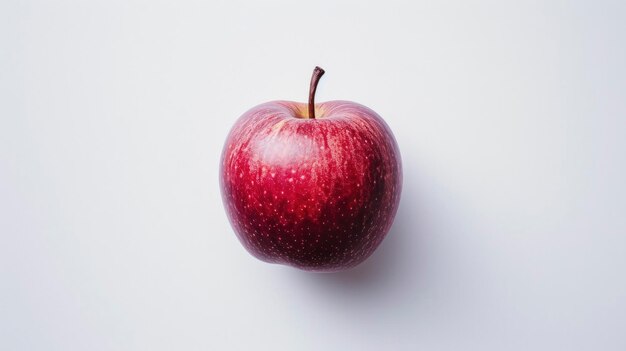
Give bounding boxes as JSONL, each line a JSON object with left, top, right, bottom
{"left": 1, "top": 0, "right": 625, "bottom": 350}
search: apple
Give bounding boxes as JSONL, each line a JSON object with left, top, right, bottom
{"left": 220, "top": 67, "right": 402, "bottom": 272}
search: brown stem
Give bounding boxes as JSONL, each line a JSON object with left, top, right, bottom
{"left": 308, "top": 66, "right": 325, "bottom": 119}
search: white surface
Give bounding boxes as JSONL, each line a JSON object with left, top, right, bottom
{"left": 1, "top": 1, "right": 625, "bottom": 350}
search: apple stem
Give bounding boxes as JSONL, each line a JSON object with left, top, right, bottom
{"left": 308, "top": 66, "right": 325, "bottom": 119}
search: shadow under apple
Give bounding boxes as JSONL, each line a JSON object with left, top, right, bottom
{"left": 286, "top": 163, "right": 441, "bottom": 307}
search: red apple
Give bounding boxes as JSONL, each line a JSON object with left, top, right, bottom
{"left": 220, "top": 67, "right": 402, "bottom": 272}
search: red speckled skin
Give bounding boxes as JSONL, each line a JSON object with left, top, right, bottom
{"left": 220, "top": 100, "right": 402, "bottom": 272}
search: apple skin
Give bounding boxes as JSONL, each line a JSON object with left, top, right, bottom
{"left": 220, "top": 100, "right": 402, "bottom": 272}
